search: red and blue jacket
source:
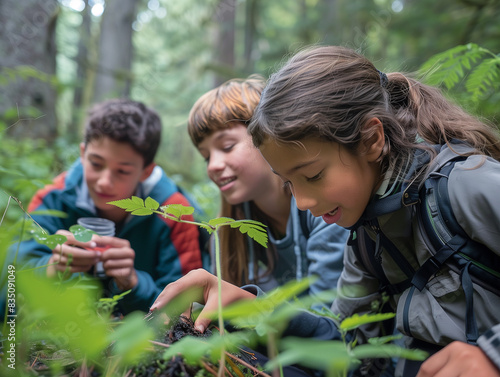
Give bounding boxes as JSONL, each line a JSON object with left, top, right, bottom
{"left": 19, "top": 159, "right": 206, "bottom": 314}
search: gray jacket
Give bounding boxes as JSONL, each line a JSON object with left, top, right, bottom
{"left": 332, "top": 143, "right": 500, "bottom": 373}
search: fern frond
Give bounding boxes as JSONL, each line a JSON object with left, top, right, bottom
{"left": 419, "top": 43, "right": 487, "bottom": 89}
{"left": 465, "top": 57, "right": 500, "bottom": 102}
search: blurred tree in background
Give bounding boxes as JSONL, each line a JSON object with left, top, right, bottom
{"left": 1, "top": 0, "right": 499, "bottom": 221}
{"left": 0, "top": 0, "right": 59, "bottom": 142}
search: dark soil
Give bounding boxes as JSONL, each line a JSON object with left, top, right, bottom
{"left": 19, "top": 314, "right": 260, "bottom": 377}
{"left": 131, "top": 314, "right": 216, "bottom": 377}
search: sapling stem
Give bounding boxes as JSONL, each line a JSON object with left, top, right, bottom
{"left": 213, "top": 229, "right": 226, "bottom": 377}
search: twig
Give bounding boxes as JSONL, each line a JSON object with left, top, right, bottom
{"left": 225, "top": 355, "right": 246, "bottom": 377}
{"left": 224, "top": 364, "right": 234, "bottom": 377}
{"left": 149, "top": 339, "right": 171, "bottom": 348}
{"left": 202, "top": 361, "right": 219, "bottom": 377}
{"left": 226, "top": 353, "right": 271, "bottom": 377}
{"left": 30, "top": 355, "right": 39, "bottom": 368}
{"left": 77, "top": 358, "right": 88, "bottom": 377}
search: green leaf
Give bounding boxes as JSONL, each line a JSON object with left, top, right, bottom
{"left": 367, "top": 333, "right": 403, "bottom": 346}
{"left": 33, "top": 233, "right": 68, "bottom": 248}
{"left": 204, "top": 331, "right": 255, "bottom": 362}
{"left": 247, "top": 227, "right": 268, "bottom": 248}
{"left": 131, "top": 196, "right": 145, "bottom": 206}
{"left": 238, "top": 224, "right": 249, "bottom": 233}
{"left": 160, "top": 203, "right": 195, "bottom": 218}
{"left": 109, "top": 312, "right": 154, "bottom": 364}
{"left": 130, "top": 208, "right": 154, "bottom": 216}
{"left": 162, "top": 336, "right": 210, "bottom": 365}
{"left": 107, "top": 198, "right": 136, "bottom": 210}
{"left": 419, "top": 43, "right": 486, "bottom": 89}
{"left": 208, "top": 217, "right": 235, "bottom": 226}
{"left": 218, "top": 279, "right": 315, "bottom": 331}
{"left": 352, "top": 343, "right": 428, "bottom": 361}
{"left": 465, "top": 57, "right": 500, "bottom": 101}
{"left": 236, "top": 219, "right": 268, "bottom": 226}
{"left": 113, "top": 289, "right": 131, "bottom": 301}
{"left": 228, "top": 220, "right": 268, "bottom": 247}
{"left": 145, "top": 196, "right": 160, "bottom": 211}
{"left": 340, "top": 312, "right": 395, "bottom": 331}
{"left": 29, "top": 209, "right": 68, "bottom": 218}
{"left": 162, "top": 331, "right": 254, "bottom": 365}
{"left": 69, "top": 224, "right": 97, "bottom": 242}
{"left": 18, "top": 272, "right": 108, "bottom": 361}
{"left": 265, "top": 337, "right": 351, "bottom": 373}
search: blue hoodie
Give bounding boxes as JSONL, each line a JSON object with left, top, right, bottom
{"left": 11, "top": 159, "right": 206, "bottom": 314}
{"left": 239, "top": 197, "right": 348, "bottom": 308}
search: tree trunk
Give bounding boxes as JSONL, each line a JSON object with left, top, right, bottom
{"left": 213, "top": 0, "right": 236, "bottom": 87}
{"left": 0, "top": 0, "right": 59, "bottom": 143}
{"left": 243, "top": 0, "right": 259, "bottom": 74}
{"left": 70, "top": 0, "right": 93, "bottom": 141}
{"left": 319, "top": 0, "right": 339, "bottom": 45}
{"left": 93, "top": 0, "right": 138, "bottom": 102}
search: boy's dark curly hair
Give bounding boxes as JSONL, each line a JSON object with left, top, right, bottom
{"left": 83, "top": 98, "right": 162, "bottom": 167}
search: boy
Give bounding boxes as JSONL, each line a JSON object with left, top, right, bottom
{"left": 15, "top": 99, "right": 206, "bottom": 314}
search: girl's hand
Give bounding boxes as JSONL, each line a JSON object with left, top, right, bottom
{"left": 95, "top": 236, "right": 138, "bottom": 291}
{"left": 150, "top": 269, "right": 256, "bottom": 333}
{"left": 416, "top": 341, "right": 500, "bottom": 377}
{"left": 47, "top": 230, "right": 100, "bottom": 277}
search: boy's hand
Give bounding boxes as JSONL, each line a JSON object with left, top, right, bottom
{"left": 416, "top": 341, "right": 500, "bottom": 377}
{"left": 150, "top": 269, "right": 255, "bottom": 333}
{"left": 47, "top": 230, "right": 100, "bottom": 277}
{"left": 97, "top": 236, "right": 138, "bottom": 291}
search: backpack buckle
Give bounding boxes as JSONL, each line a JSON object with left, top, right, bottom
{"left": 402, "top": 187, "right": 419, "bottom": 206}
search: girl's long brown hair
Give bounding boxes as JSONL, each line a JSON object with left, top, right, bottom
{"left": 188, "top": 75, "right": 275, "bottom": 285}
{"left": 249, "top": 45, "right": 500, "bottom": 179}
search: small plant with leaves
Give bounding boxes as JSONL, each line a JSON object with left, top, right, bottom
{"left": 109, "top": 195, "right": 268, "bottom": 375}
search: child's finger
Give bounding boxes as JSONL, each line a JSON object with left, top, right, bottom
{"left": 150, "top": 270, "right": 207, "bottom": 312}
{"left": 92, "top": 235, "right": 130, "bottom": 248}
{"left": 55, "top": 245, "right": 100, "bottom": 265}
{"left": 100, "top": 247, "right": 135, "bottom": 261}
{"left": 102, "top": 258, "right": 134, "bottom": 270}
{"left": 193, "top": 310, "right": 212, "bottom": 333}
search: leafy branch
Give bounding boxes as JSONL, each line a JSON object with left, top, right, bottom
{"left": 109, "top": 196, "right": 268, "bottom": 377}
{"left": 420, "top": 43, "right": 500, "bottom": 103}
{"left": 108, "top": 196, "right": 268, "bottom": 248}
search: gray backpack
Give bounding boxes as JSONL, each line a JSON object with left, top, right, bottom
{"left": 348, "top": 144, "right": 500, "bottom": 345}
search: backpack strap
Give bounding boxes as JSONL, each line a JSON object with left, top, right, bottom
{"left": 413, "top": 159, "right": 469, "bottom": 290}
{"left": 416, "top": 156, "right": 500, "bottom": 344}
{"left": 348, "top": 228, "right": 386, "bottom": 285}
{"left": 348, "top": 228, "right": 397, "bottom": 342}
{"left": 419, "top": 158, "right": 500, "bottom": 294}
{"left": 349, "top": 228, "right": 411, "bottom": 297}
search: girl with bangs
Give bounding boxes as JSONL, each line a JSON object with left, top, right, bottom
{"left": 187, "top": 75, "right": 348, "bottom": 304}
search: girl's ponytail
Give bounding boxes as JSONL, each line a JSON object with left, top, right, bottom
{"left": 387, "top": 72, "right": 500, "bottom": 160}
{"left": 249, "top": 45, "right": 500, "bottom": 179}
